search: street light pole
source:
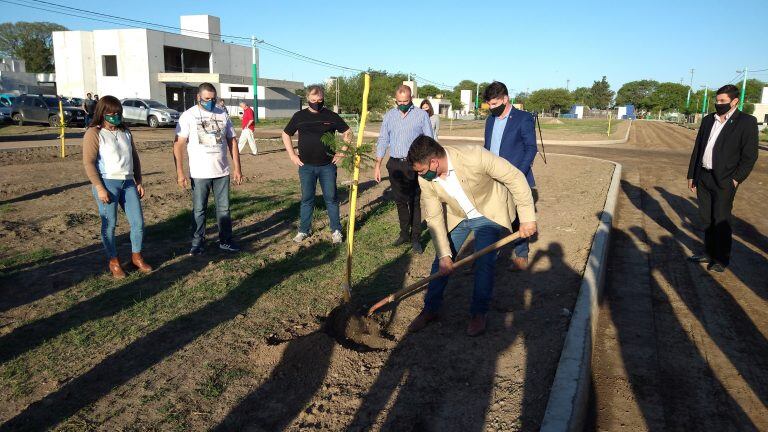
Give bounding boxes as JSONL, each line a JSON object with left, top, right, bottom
{"left": 737, "top": 67, "right": 748, "bottom": 110}
{"left": 474, "top": 82, "right": 479, "bottom": 119}
{"left": 685, "top": 68, "right": 694, "bottom": 109}
{"left": 251, "top": 35, "right": 259, "bottom": 123}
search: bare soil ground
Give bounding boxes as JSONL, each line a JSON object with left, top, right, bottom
{"left": 548, "top": 121, "right": 768, "bottom": 431}
{"left": 0, "top": 133, "right": 613, "bottom": 430}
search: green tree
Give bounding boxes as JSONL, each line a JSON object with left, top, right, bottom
{"left": 570, "top": 87, "right": 591, "bottom": 105}
{"left": 735, "top": 78, "right": 766, "bottom": 103}
{"left": 589, "top": 76, "right": 614, "bottom": 109}
{"left": 0, "top": 21, "right": 67, "bottom": 72}
{"left": 513, "top": 91, "right": 530, "bottom": 106}
{"left": 615, "top": 79, "right": 659, "bottom": 110}
{"left": 418, "top": 84, "right": 441, "bottom": 98}
{"left": 647, "top": 82, "right": 688, "bottom": 112}
{"left": 526, "top": 88, "right": 573, "bottom": 114}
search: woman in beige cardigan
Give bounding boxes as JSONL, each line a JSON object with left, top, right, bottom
{"left": 82, "top": 95, "right": 152, "bottom": 278}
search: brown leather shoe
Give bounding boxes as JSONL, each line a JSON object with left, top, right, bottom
{"left": 466, "top": 314, "right": 487, "bottom": 337}
{"left": 407, "top": 311, "right": 439, "bottom": 333}
{"left": 109, "top": 257, "right": 127, "bottom": 279}
{"left": 131, "top": 253, "right": 153, "bottom": 273}
{"left": 509, "top": 256, "right": 529, "bottom": 272}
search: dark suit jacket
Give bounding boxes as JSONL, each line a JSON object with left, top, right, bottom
{"left": 687, "top": 110, "right": 759, "bottom": 188}
{"left": 484, "top": 106, "right": 537, "bottom": 187}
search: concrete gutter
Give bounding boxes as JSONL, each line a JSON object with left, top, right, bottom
{"left": 363, "top": 120, "right": 633, "bottom": 146}
{"left": 539, "top": 154, "right": 623, "bottom": 432}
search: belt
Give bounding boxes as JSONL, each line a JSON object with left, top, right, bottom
{"left": 702, "top": 167, "right": 713, "bottom": 172}
{"left": 390, "top": 157, "right": 408, "bottom": 162}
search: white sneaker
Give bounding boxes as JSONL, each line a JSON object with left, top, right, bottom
{"left": 331, "top": 230, "right": 343, "bottom": 244}
{"left": 293, "top": 232, "right": 309, "bottom": 243}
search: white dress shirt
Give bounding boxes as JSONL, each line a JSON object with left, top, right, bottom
{"left": 434, "top": 155, "right": 484, "bottom": 220}
{"left": 702, "top": 108, "right": 735, "bottom": 169}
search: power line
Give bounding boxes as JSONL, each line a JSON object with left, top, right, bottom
{"left": 13, "top": 0, "right": 453, "bottom": 85}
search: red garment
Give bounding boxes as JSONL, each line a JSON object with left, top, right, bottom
{"left": 241, "top": 107, "right": 255, "bottom": 130}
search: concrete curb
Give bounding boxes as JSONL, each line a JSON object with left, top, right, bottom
{"left": 539, "top": 154, "right": 623, "bottom": 432}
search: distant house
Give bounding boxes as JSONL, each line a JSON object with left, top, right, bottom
{"left": 52, "top": 15, "right": 303, "bottom": 118}
{"left": 0, "top": 57, "right": 56, "bottom": 95}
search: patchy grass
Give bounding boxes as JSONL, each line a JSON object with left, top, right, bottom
{"left": 196, "top": 362, "right": 250, "bottom": 400}
{"left": 0, "top": 178, "right": 415, "bottom": 428}
{"left": 0, "top": 248, "right": 54, "bottom": 277}
{"left": 537, "top": 118, "right": 624, "bottom": 134}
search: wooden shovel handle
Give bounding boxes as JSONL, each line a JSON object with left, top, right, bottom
{"left": 367, "top": 231, "right": 521, "bottom": 316}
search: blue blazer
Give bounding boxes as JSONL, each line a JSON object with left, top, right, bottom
{"left": 484, "top": 107, "right": 537, "bottom": 187}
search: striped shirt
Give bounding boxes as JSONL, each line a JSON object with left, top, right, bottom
{"left": 376, "top": 105, "right": 434, "bottom": 159}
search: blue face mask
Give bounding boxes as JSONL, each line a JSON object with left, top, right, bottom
{"left": 200, "top": 98, "right": 216, "bottom": 111}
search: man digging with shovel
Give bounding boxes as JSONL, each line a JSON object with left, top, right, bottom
{"left": 406, "top": 135, "right": 537, "bottom": 336}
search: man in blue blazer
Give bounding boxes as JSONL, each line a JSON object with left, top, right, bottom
{"left": 483, "top": 81, "right": 538, "bottom": 271}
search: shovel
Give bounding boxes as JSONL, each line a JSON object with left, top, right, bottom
{"left": 366, "top": 231, "right": 521, "bottom": 316}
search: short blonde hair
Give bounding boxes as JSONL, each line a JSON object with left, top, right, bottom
{"left": 395, "top": 85, "right": 412, "bottom": 96}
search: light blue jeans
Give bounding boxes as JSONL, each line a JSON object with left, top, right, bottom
{"left": 92, "top": 178, "right": 144, "bottom": 258}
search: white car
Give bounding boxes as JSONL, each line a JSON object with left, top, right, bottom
{"left": 121, "top": 98, "right": 180, "bottom": 128}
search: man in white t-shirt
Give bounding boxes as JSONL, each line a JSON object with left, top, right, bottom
{"left": 173, "top": 82, "right": 243, "bottom": 255}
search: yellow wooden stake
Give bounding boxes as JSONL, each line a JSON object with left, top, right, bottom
{"left": 343, "top": 73, "right": 370, "bottom": 302}
{"left": 607, "top": 111, "right": 612, "bottom": 136}
{"left": 59, "top": 99, "right": 66, "bottom": 158}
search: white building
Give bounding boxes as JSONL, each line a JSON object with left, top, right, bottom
{"left": 0, "top": 57, "right": 56, "bottom": 95}
{"left": 52, "top": 15, "right": 303, "bottom": 118}
{"left": 753, "top": 87, "right": 768, "bottom": 127}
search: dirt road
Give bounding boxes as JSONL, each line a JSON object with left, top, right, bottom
{"left": 549, "top": 121, "right": 768, "bottom": 431}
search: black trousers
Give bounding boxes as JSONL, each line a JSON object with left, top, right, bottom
{"left": 696, "top": 169, "right": 737, "bottom": 266}
{"left": 386, "top": 158, "right": 421, "bottom": 240}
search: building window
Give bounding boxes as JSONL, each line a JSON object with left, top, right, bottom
{"left": 103, "top": 55, "right": 118, "bottom": 76}
{"left": 229, "top": 86, "right": 248, "bottom": 93}
{"left": 163, "top": 46, "right": 210, "bottom": 73}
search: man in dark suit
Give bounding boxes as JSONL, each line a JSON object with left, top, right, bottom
{"left": 687, "top": 84, "right": 759, "bottom": 272}
{"left": 483, "top": 81, "right": 538, "bottom": 271}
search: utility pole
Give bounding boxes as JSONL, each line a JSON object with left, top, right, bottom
{"left": 566, "top": 79, "right": 570, "bottom": 91}
{"left": 251, "top": 35, "right": 259, "bottom": 123}
{"left": 685, "top": 68, "right": 695, "bottom": 109}
{"left": 336, "top": 78, "right": 340, "bottom": 113}
{"left": 737, "top": 67, "right": 748, "bottom": 110}
{"left": 475, "top": 82, "right": 479, "bottom": 119}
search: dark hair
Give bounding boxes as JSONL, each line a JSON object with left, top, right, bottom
{"left": 407, "top": 134, "right": 446, "bottom": 166}
{"left": 198, "top": 82, "right": 217, "bottom": 95}
{"left": 90, "top": 95, "right": 125, "bottom": 129}
{"left": 483, "top": 81, "right": 508, "bottom": 102}
{"left": 307, "top": 84, "right": 325, "bottom": 97}
{"left": 420, "top": 99, "right": 434, "bottom": 117}
{"left": 716, "top": 84, "right": 740, "bottom": 101}
{"left": 86, "top": 92, "right": 92, "bottom": 97}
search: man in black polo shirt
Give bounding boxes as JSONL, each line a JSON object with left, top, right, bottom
{"left": 282, "top": 84, "right": 352, "bottom": 244}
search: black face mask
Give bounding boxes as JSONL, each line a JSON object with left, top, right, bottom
{"left": 308, "top": 100, "right": 324, "bottom": 111}
{"left": 489, "top": 103, "right": 506, "bottom": 117}
{"left": 715, "top": 102, "right": 732, "bottom": 116}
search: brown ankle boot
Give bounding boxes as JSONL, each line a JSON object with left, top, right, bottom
{"left": 109, "top": 257, "right": 127, "bottom": 279}
{"left": 131, "top": 253, "right": 153, "bottom": 273}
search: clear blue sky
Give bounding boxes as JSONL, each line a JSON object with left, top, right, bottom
{"left": 6, "top": 0, "right": 768, "bottom": 92}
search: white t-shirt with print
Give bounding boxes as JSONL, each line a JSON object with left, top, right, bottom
{"left": 176, "top": 106, "right": 235, "bottom": 179}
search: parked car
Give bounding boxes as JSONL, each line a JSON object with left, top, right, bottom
{"left": 121, "top": 98, "right": 180, "bottom": 128}
{"left": 0, "top": 93, "right": 16, "bottom": 108}
{"left": 10, "top": 94, "right": 87, "bottom": 127}
{"left": 0, "top": 96, "right": 12, "bottom": 124}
